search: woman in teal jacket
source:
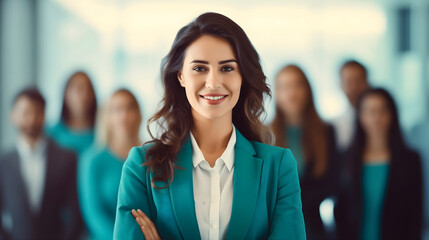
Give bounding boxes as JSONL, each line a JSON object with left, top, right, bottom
{"left": 47, "top": 71, "right": 97, "bottom": 156}
{"left": 80, "top": 89, "right": 142, "bottom": 240}
{"left": 114, "top": 12, "right": 306, "bottom": 239}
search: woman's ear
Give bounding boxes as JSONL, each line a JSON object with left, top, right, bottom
{"left": 177, "top": 71, "right": 185, "bottom": 87}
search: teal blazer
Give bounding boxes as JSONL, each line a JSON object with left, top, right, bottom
{"left": 113, "top": 129, "right": 306, "bottom": 239}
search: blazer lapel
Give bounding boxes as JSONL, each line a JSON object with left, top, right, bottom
{"left": 225, "top": 130, "right": 263, "bottom": 240}
{"left": 169, "top": 136, "right": 201, "bottom": 240}
{"left": 5, "top": 150, "right": 34, "bottom": 235}
{"left": 7, "top": 151, "right": 32, "bottom": 214}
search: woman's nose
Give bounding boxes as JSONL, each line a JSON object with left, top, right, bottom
{"left": 205, "top": 71, "right": 222, "bottom": 89}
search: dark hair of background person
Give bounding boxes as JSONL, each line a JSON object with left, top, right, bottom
{"left": 60, "top": 71, "right": 97, "bottom": 127}
{"left": 340, "top": 59, "right": 368, "bottom": 80}
{"left": 271, "top": 65, "right": 328, "bottom": 178}
{"left": 144, "top": 12, "right": 272, "bottom": 188}
{"left": 13, "top": 87, "right": 46, "bottom": 110}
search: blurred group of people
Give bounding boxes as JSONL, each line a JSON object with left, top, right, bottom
{"left": 270, "top": 61, "right": 425, "bottom": 240}
{"left": 0, "top": 72, "right": 142, "bottom": 240}
{"left": 0, "top": 59, "right": 427, "bottom": 240}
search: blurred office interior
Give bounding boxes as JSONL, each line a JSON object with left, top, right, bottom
{"left": 1, "top": 0, "right": 429, "bottom": 239}
{"left": 0, "top": 0, "right": 428, "bottom": 147}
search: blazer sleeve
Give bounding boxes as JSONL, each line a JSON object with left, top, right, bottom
{"left": 405, "top": 152, "right": 423, "bottom": 239}
{"left": 268, "top": 148, "right": 306, "bottom": 240}
{"left": 113, "top": 147, "right": 152, "bottom": 240}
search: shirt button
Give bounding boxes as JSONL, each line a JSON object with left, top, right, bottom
{"left": 211, "top": 223, "right": 217, "bottom": 229}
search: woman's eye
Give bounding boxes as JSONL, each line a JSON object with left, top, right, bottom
{"left": 221, "top": 66, "right": 234, "bottom": 72}
{"left": 193, "top": 66, "right": 207, "bottom": 72}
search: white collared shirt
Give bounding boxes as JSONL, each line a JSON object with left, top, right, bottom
{"left": 332, "top": 106, "right": 356, "bottom": 151}
{"left": 190, "top": 126, "right": 236, "bottom": 240}
{"left": 16, "top": 136, "right": 47, "bottom": 213}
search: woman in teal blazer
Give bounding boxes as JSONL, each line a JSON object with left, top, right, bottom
{"left": 46, "top": 71, "right": 97, "bottom": 157}
{"left": 80, "top": 89, "right": 142, "bottom": 240}
{"left": 114, "top": 12, "right": 306, "bottom": 239}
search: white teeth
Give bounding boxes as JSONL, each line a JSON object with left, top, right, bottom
{"left": 203, "top": 95, "right": 226, "bottom": 101}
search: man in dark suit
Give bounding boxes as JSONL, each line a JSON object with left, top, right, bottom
{"left": 0, "top": 87, "right": 83, "bottom": 240}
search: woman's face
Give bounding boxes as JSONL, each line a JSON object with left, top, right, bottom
{"left": 275, "top": 69, "right": 308, "bottom": 118}
{"left": 177, "top": 35, "right": 242, "bottom": 121}
{"left": 65, "top": 74, "right": 94, "bottom": 117}
{"left": 109, "top": 92, "right": 141, "bottom": 138}
{"left": 360, "top": 94, "right": 392, "bottom": 138}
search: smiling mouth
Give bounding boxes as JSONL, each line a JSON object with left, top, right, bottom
{"left": 200, "top": 95, "right": 227, "bottom": 100}
{"left": 199, "top": 95, "right": 228, "bottom": 105}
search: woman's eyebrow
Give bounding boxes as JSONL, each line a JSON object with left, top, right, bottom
{"left": 219, "top": 59, "right": 238, "bottom": 64}
{"left": 190, "top": 60, "right": 209, "bottom": 64}
{"left": 189, "top": 59, "right": 238, "bottom": 64}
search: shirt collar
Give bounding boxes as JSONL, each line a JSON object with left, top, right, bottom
{"left": 190, "top": 125, "right": 236, "bottom": 172}
{"left": 16, "top": 135, "right": 47, "bottom": 158}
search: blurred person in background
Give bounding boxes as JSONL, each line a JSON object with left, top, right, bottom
{"left": 335, "top": 88, "right": 422, "bottom": 240}
{"left": 79, "top": 88, "right": 142, "bottom": 240}
{"left": 332, "top": 60, "right": 370, "bottom": 153}
{"left": 46, "top": 71, "right": 97, "bottom": 156}
{"left": 270, "top": 65, "right": 338, "bottom": 240}
{"left": 0, "top": 87, "right": 82, "bottom": 240}
{"left": 46, "top": 71, "right": 97, "bottom": 239}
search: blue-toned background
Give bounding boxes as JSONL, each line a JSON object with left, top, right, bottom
{"left": 0, "top": 0, "right": 428, "bottom": 150}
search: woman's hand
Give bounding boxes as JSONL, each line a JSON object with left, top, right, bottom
{"left": 131, "top": 209, "right": 161, "bottom": 240}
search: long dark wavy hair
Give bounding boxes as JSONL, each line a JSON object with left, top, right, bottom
{"left": 271, "top": 65, "right": 328, "bottom": 178}
{"left": 144, "top": 12, "right": 272, "bottom": 188}
{"left": 346, "top": 88, "right": 409, "bottom": 176}
{"left": 61, "top": 71, "right": 97, "bottom": 128}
